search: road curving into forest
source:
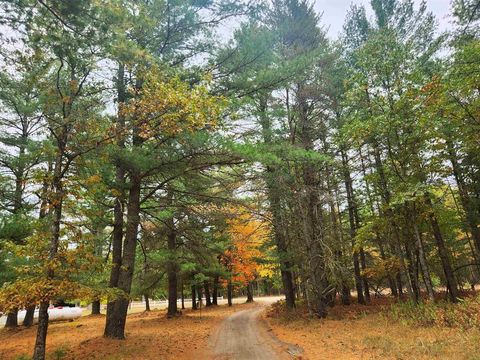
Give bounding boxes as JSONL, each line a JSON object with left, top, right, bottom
{"left": 210, "top": 297, "right": 299, "bottom": 360}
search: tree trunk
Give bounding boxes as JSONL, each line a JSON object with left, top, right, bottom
{"left": 212, "top": 276, "right": 219, "bottom": 306}
{"left": 33, "top": 140, "right": 65, "bottom": 359}
{"left": 23, "top": 305, "right": 36, "bottom": 327}
{"left": 360, "top": 249, "right": 371, "bottom": 302}
{"left": 5, "top": 309, "right": 18, "bottom": 328}
{"left": 204, "top": 281, "right": 212, "bottom": 307}
{"left": 91, "top": 300, "right": 101, "bottom": 315}
{"left": 447, "top": 139, "right": 480, "bottom": 261}
{"left": 197, "top": 286, "right": 203, "bottom": 308}
{"left": 191, "top": 285, "right": 197, "bottom": 310}
{"left": 227, "top": 281, "right": 233, "bottom": 306}
{"left": 414, "top": 221, "right": 435, "bottom": 301}
{"left": 104, "top": 173, "right": 142, "bottom": 339}
{"left": 144, "top": 295, "right": 150, "bottom": 312}
{"left": 181, "top": 280, "right": 185, "bottom": 310}
{"left": 32, "top": 301, "right": 49, "bottom": 360}
{"left": 259, "top": 97, "right": 296, "bottom": 310}
{"left": 105, "top": 62, "right": 126, "bottom": 335}
{"left": 246, "top": 283, "right": 254, "bottom": 303}
{"left": 342, "top": 150, "right": 365, "bottom": 305}
{"left": 425, "top": 194, "right": 459, "bottom": 302}
{"left": 341, "top": 285, "right": 351, "bottom": 305}
{"left": 167, "top": 214, "right": 178, "bottom": 317}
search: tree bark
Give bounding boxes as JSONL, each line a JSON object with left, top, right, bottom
{"left": 167, "top": 214, "right": 178, "bottom": 317}
{"left": 204, "top": 281, "right": 212, "bottom": 307}
{"left": 91, "top": 300, "right": 101, "bottom": 315}
{"left": 341, "top": 150, "right": 365, "bottom": 305}
{"left": 212, "top": 276, "right": 219, "bottom": 306}
{"left": 413, "top": 221, "right": 435, "bottom": 301}
{"left": 5, "top": 309, "right": 18, "bottom": 328}
{"left": 246, "top": 282, "right": 254, "bottom": 303}
{"left": 23, "top": 305, "right": 36, "bottom": 327}
{"left": 33, "top": 135, "right": 65, "bottom": 359}
{"left": 191, "top": 285, "right": 197, "bottom": 310}
{"left": 227, "top": 281, "right": 233, "bottom": 306}
{"left": 447, "top": 139, "right": 480, "bottom": 260}
{"left": 104, "top": 173, "right": 142, "bottom": 339}
{"left": 144, "top": 295, "right": 150, "bottom": 312}
{"left": 32, "top": 301, "right": 49, "bottom": 360}
{"left": 425, "top": 194, "right": 459, "bottom": 302}
{"left": 259, "top": 96, "right": 296, "bottom": 310}
{"left": 105, "top": 62, "right": 126, "bottom": 333}
{"left": 181, "top": 280, "right": 185, "bottom": 310}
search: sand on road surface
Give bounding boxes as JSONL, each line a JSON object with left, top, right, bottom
{"left": 209, "top": 297, "right": 295, "bottom": 360}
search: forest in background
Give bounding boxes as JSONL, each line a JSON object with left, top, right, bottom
{"left": 0, "top": 0, "right": 479, "bottom": 359}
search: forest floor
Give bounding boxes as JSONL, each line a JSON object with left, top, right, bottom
{"left": 265, "top": 296, "right": 480, "bottom": 360}
{"left": 2, "top": 295, "right": 480, "bottom": 359}
{"left": 0, "top": 301, "right": 257, "bottom": 360}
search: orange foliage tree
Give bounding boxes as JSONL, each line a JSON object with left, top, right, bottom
{"left": 223, "top": 211, "right": 269, "bottom": 288}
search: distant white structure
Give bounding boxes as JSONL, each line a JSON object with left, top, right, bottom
{"left": 0, "top": 307, "right": 82, "bottom": 326}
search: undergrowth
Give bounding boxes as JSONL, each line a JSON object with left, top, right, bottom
{"left": 388, "top": 294, "right": 480, "bottom": 329}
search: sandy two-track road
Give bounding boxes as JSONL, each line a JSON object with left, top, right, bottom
{"left": 209, "top": 297, "right": 299, "bottom": 360}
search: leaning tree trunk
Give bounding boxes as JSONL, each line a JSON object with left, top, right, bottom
{"left": 425, "top": 194, "right": 459, "bottom": 302}
{"left": 23, "top": 305, "right": 36, "bottom": 327}
{"left": 413, "top": 221, "right": 435, "bottom": 301}
{"left": 447, "top": 138, "right": 480, "bottom": 263}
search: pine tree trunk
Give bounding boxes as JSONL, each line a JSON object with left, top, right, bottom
{"left": 105, "top": 62, "right": 126, "bottom": 334}
{"left": 204, "top": 281, "right": 212, "bottom": 307}
{"left": 191, "top": 285, "right": 197, "bottom": 310}
{"left": 144, "top": 295, "right": 150, "bottom": 312}
{"left": 91, "top": 301, "right": 101, "bottom": 315}
{"left": 181, "top": 280, "right": 185, "bottom": 310}
{"left": 259, "top": 97, "right": 296, "bottom": 310}
{"left": 227, "top": 281, "right": 233, "bottom": 306}
{"left": 167, "top": 214, "right": 178, "bottom": 317}
{"left": 360, "top": 249, "right": 371, "bottom": 302}
{"left": 212, "top": 276, "right": 219, "bottom": 306}
{"left": 197, "top": 287, "right": 203, "bottom": 308}
{"left": 342, "top": 150, "right": 365, "bottom": 305}
{"left": 23, "top": 305, "right": 35, "bottom": 327}
{"left": 104, "top": 173, "right": 142, "bottom": 339}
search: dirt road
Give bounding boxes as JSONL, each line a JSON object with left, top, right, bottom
{"left": 210, "top": 297, "right": 296, "bottom": 360}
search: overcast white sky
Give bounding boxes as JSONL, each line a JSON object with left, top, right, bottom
{"left": 315, "top": 0, "right": 454, "bottom": 38}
